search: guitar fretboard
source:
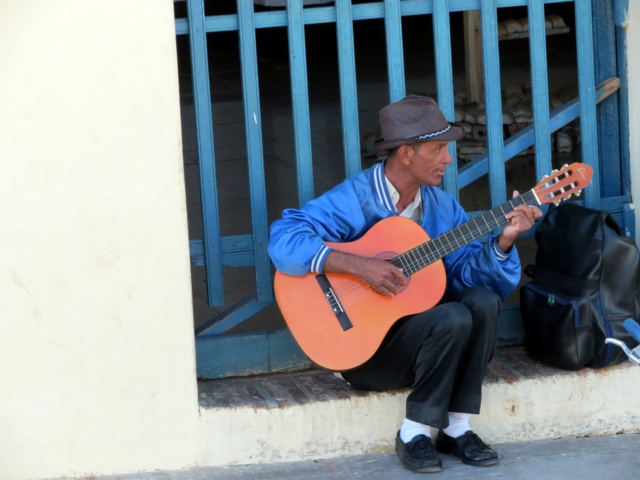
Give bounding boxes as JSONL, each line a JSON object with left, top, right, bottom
{"left": 390, "top": 189, "right": 539, "bottom": 275}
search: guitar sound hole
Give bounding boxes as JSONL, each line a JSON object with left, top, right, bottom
{"left": 375, "top": 250, "right": 411, "bottom": 294}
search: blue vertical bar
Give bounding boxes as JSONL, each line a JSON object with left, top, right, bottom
{"left": 335, "top": 0, "right": 362, "bottom": 179}
{"left": 236, "top": 0, "right": 273, "bottom": 303}
{"left": 287, "top": 0, "right": 315, "bottom": 206}
{"left": 614, "top": 0, "right": 631, "bottom": 197}
{"left": 384, "top": 0, "right": 406, "bottom": 102}
{"left": 187, "top": 0, "right": 224, "bottom": 307}
{"left": 480, "top": 0, "right": 506, "bottom": 207}
{"left": 527, "top": 0, "right": 552, "bottom": 181}
{"left": 574, "top": 0, "right": 600, "bottom": 208}
{"left": 592, "top": 0, "right": 622, "bottom": 197}
{"left": 432, "top": 0, "right": 458, "bottom": 199}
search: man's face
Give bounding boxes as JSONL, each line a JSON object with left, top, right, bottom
{"left": 407, "top": 141, "right": 453, "bottom": 186}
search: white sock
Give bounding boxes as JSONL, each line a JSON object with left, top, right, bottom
{"left": 443, "top": 412, "right": 471, "bottom": 438}
{"left": 399, "top": 417, "right": 432, "bottom": 443}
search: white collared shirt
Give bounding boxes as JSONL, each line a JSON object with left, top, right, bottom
{"left": 385, "top": 175, "right": 422, "bottom": 222}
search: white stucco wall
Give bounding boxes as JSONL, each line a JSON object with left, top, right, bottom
{"left": 0, "top": 2, "right": 201, "bottom": 479}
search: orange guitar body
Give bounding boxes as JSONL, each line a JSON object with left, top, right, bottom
{"left": 274, "top": 216, "right": 446, "bottom": 372}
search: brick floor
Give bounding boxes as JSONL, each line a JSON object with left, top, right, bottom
{"left": 197, "top": 346, "right": 578, "bottom": 410}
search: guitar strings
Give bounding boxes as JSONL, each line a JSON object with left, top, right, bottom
{"left": 396, "top": 190, "right": 537, "bottom": 273}
{"left": 416, "top": 177, "right": 580, "bottom": 274}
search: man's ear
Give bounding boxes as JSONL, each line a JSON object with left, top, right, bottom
{"left": 397, "top": 144, "right": 413, "bottom": 163}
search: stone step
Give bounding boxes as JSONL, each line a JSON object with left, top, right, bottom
{"left": 195, "top": 346, "right": 640, "bottom": 467}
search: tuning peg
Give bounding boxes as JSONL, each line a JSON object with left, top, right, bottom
{"left": 575, "top": 189, "right": 583, "bottom": 197}
{"left": 562, "top": 163, "right": 569, "bottom": 169}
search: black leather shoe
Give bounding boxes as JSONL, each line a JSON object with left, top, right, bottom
{"left": 435, "top": 430, "right": 499, "bottom": 467}
{"left": 395, "top": 432, "right": 443, "bottom": 473}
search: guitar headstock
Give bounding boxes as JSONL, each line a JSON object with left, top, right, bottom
{"left": 534, "top": 163, "right": 593, "bottom": 206}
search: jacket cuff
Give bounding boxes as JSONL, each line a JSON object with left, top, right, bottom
{"left": 491, "top": 236, "right": 512, "bottom": 262}
{"left": 311, "top": 245, "right": 333, "bottom": 273}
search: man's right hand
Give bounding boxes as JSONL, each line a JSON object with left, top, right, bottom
{"left": 323, "top": 250, "right": 406, "bottom": 297}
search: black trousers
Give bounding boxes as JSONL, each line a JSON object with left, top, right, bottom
{"left": 342, "top": 286, "right": 500, "bottom": 429}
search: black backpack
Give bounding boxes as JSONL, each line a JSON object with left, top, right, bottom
{"left": 520, "top": 202, "right": 640, "bottom": 370}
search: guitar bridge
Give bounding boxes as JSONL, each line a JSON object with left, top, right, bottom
{"left": 315, "top": 274, "right": 353, "bottom": 331}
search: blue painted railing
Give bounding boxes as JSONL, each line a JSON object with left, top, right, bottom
{"left": 176, "top": 0, "right": 631, "bottom": 378}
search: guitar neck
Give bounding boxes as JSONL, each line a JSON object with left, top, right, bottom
{"left": 392, "top": 189, "right": 539, "bottom": 275}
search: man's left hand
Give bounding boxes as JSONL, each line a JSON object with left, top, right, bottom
{"left": 497, "top": 190, "right": 543, "bottom": 252}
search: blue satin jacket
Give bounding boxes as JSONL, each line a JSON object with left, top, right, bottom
{"left": 268, "top": 162, "right": 521, "bottom": 301}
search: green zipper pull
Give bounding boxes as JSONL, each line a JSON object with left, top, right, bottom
{"left": 547, "top": 295, "right": 555, "bottom": 306}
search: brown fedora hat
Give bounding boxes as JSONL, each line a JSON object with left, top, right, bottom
{"left": 374, "top": 95, "right": 464, "bottom": 153}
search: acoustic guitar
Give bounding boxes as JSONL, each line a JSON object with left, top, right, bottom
{"left": 274, "top": 162, "right": 593, "bottom": 371}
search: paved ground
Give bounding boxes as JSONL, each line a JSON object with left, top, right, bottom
{"left": 77, "top": 433, "right": 639, "bottom": 479}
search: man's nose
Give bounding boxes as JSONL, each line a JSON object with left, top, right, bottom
{"left": 442, "top": 147, "right": 453, "bottom": 164}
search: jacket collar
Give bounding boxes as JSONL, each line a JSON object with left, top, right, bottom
{"left": 372, "top": 161, "right": 395, "bottom": 212}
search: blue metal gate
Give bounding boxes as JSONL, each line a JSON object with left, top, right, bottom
{"left": 174, "top": 0, "right": 632, "bottom": 379}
